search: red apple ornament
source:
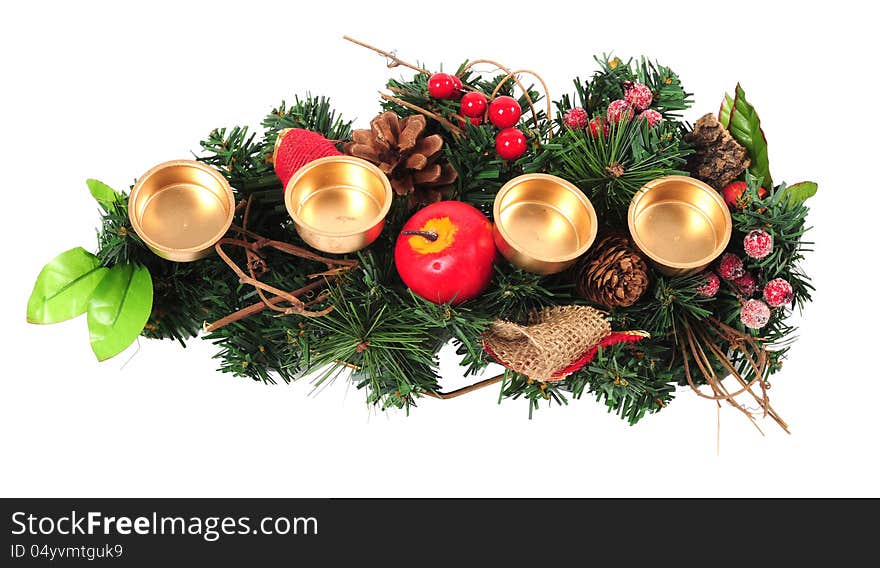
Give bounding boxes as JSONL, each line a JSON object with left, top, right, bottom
{"left": 395, "top": 201, "right": 496, "bottom": 304}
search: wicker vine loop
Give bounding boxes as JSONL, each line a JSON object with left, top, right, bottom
{"left": 204, "top": 198, "right": 358, "bottom": 333}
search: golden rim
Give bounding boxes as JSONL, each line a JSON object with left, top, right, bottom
{"left": 271, "top": 128, "right": 293, "bottom": 165}
{"left": 128, "top": 159, "right": 235, "bottom": 256}
{"left": 283, "top": 155, "right": 393, "bottom": 238}
{"left": 492, "top": 173, "right": 599, "bottom": 263}
{"left": 627, "top": 175, "right": 732, "bottom": 270}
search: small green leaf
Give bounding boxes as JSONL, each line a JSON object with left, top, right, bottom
{"left": 27, "top": 247, "right": 109, "bottom": 324}
{"left": 718, "top": 92, "right": 734, "bottom": 129}
{"left": 723, "top": 84, "right": 772, "bottom": 189}
{"left": 781, "top": 181, "right": 818, "bottom": 205}
{"left": 86, "top": 179, "right": 121, "bottom": 211}
{"left": 87, "top": 263, "right": 153, "bottom": 361}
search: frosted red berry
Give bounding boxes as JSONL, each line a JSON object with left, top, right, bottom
{"left": 740, "top": 299, "right": 771, "bottom": 330}
{"left": 460, "top": 92, "right": 488, "bottom": 118}
{"left": 489, "top": 96, "right": 522, "bottom": 129}
{"left": 721, "top": 181, "right": 768, "bottom": 209}
{"left": 717, "top": 253, "right": 745, "bottom": 280}
{"left": 495, "top": 128, "right": 527, "bottom": 160}
{"left": 624, "top": 82, "right": 654, "bottom": 111}
{"left": 589, "top": 117, "right": 610, "bottom": 138}
{"left": 638, "top": 109, "right": 663, "bottom": 127}
{"left": 763, "top": 278, "right": 794, "bottom": 308}
{"left": 733, "top": 271, "right": 757, "bottom": 297}
{"left": 744, "top": 229, "right": 773, "bottom": 259}
{"left": 428, "top": 73, "right": 456, "bottom": 100}
{"left": 696, "top": 271, "right": 721, "bottom": 298}
{"left": 564, "top": 107, "right": 590, "bottom": 129}
{"left": 607, "top": 99, "right": 634, "bottom": 123}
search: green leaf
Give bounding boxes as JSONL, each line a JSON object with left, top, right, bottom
{"left": 87, "top": 263, "right": 153, "bottom": 361}
{"left": 781, "top": 181, "right": 818, "bottom": 205}
{"left": 27, "top": 247, "right": 109, "bottom": 324}
{"left": 723, "top": 84, "right": 772, "bottom": 189}
{"left": 718, "top": 92, "right": 734, "bottom": 129}
{"left": 86, "top": 178, "right": 121, "bottom": 211}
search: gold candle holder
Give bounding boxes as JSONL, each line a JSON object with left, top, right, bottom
{"left": 128, "top": 160, "right": 235, "bottom": 262}
{"left": 493, "top": 173, "right": 598, "bottom": 275}
{"left": 284, "top": 155, "right": 392, "bottom": 254}
{"left": 628, "top": 175, "right": 732, "bottom": 277}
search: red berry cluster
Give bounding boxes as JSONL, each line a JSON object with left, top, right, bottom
{"left": 428, "top": 72, "right": 527, "bottom": 162}
{"left": 700, "top": 251, "right": 794, "bottom": 330}
{"left": 561, "top": 81, "right": 661, "bottom": 139}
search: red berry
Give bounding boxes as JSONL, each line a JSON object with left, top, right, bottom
{"left": 495, "top": 128, "right": 527, "bottom": 161}
{"left": 743, "top": 229, "right": 773, "bottom": 260}
{"left": 589, "top": 117, "right": 610, "bottom": 138}
{"left": 624, "top": 82, "right": 654, "bottom": 111}
{"left": 638, "top": 109, "right": 663, "bottom": 127}
{"left": 450, "top": 75, "right": 463, "bottom": 100}
{"left": 460, "top": 92, "right": 488, "bottom": 118}
{"left": 488, "top": 96, "right": 522, "bottom": 129}
{"left": 733, "top": 271, "right": 757, "bottom": 297}
{"left": 563, "top": 107, "right": 590, "bottom": 129}
{"left": 721, "top": 181, "right": 768, "bottom": 209}
{"left": 718, "top": 253, "right": 745, "bottom": 280}
{"left": 740, "top": 299, "right": 771, "bottom": 330}
{"left": 696, "top": 271, "right": 721, "bottom": 298}
{"left": 428, "top": 73, "right": 456, "bottom": 100}
{"left": 607, "top": 99, "right": 634, "bottom": 123}
{"left": 763, "top": 278, "right": 794, "bottom": 308}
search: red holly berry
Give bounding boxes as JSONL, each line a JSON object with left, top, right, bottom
{"left": 589, "top": 117, "right": 610, "bottom": 138}
{"left": 721, "top": 181, "right": 768, "bottom": 209}
{"left": 733, "top": 271, "right": 757, "bottom": 297}
{"left": 625, "top": 82, "right": 654, "bottom": 111}
{"left": 740, "top": 299, "right": 771, "bottom": 330}
{"left": 450, "top": 75, "right": 463, "bottom": 100}
{"left": 717, "top": 253, "right": 745, "bottom": 280}
{"left": 495, "top": 128, "right": 527, "bottom": 160}
{"left": 763, "top": 278, "right": 794, "bottom": 308}
{"left": 273, "top": 128, "right": 342, "bottom": 189}
{"left": 428, "top": 73, "right": 456, "bottom": 100}
{"left": 460, "top": 91, "right": 488, "bottom": 118}
{"left": 696, "top": 271, "right": 721, "bottom": 298}
{"left": 607, "top": 99, "right": 634, "bottom": 123}
{"left": 743, "top": 229, "right": 773, "bottom": 260}
{"left": 637, "top": 109, "right": 663, "bottom": 127}
{"left": 563, "top": 107, "right": 590, "bottom": 129}
{"left": 488, "top": 96, "right": 522, "bottom": 129}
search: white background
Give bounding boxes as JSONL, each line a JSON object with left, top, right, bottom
{"left": 1, "top": 1, "right": 877, "bottom": 497}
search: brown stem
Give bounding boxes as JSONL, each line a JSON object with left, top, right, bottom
{"left": 204, "top": 279, "right": 330, "bottom": 333}
{"left": 401, "top": 230, "right": 438, "bottom": 241}
{"left": 379, "top": 93, "right": 463, "bottom": 137}
{"left": 423, "top": 374, "right": 504, "bottom": 400}
{"left": 343, "top": 35, "right": 431, "bottom": 75}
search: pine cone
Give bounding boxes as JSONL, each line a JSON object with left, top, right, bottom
{"left": 684, "top": 113, "right": 751, "bottom": 189}
{"left": 343, "top": 111, "right": 457, "bottom": 206}
{"left": 575, "top": 235, "right": 649, "bottom": 308}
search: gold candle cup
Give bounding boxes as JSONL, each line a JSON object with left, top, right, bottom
{"left": 284, "top": 155, "right": 392, "bottom": 254}
{"left": 628, "top": 175, "right": 732, "bottom": 277}
{"left": 493, "top": 173, "right": 598, "bottom": 275}
{"left": 128, "top": 160, "right": 235, "bottom": 262}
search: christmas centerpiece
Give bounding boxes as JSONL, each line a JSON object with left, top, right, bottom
{"left": 27, "top": 37, "right": 816, "bottom": 430}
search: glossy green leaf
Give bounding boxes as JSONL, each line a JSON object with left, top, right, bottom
{"left": 718, "top": 92, "right": 734, "bottom": 129}
{"left": 27, "top": 247, "right": 109, "bottom": 324}
{"left": 722, "top": 84, "right": 772, "bottom": 189}
{"left": 87, "top": 263, "right": 153, "bottom": 361}
{"left": 782, "top": 181, "right": 818, "bottom": 205}
{"left": 86, "top": 178, "right": 121, "bottom": 210}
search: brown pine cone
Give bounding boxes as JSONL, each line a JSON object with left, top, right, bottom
{"left": 343, "top": 111, "right": 458, "bottom": 206}
{"left": 575, "top": 235, "right": 649, "bottom": 308}
{"left": 684, "top": 113, "right": 751, "bottom": 190}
